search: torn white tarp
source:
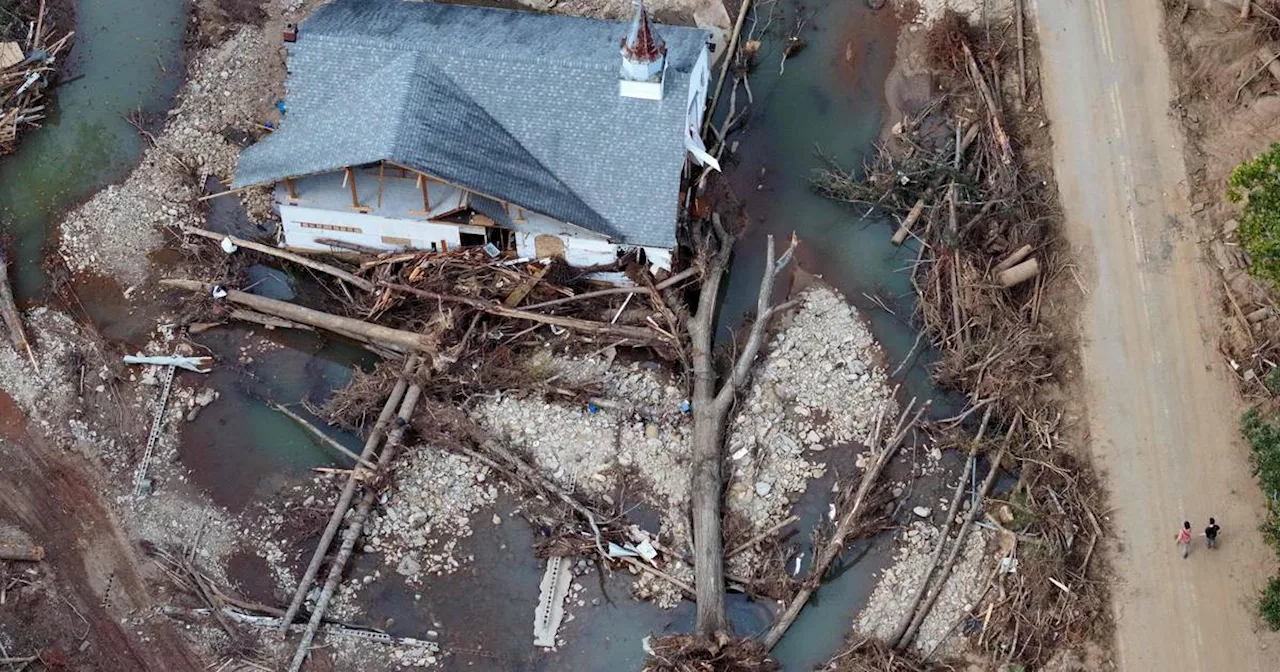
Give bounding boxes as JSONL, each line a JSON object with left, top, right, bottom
{"left": 123, "top": 354, "right": 214, "bottom": 373}
{"left": 684, "top": 127, "right": 721, "bottom": 172}
{"left": 220, "top": 236, "right": 238, "bottom": 254}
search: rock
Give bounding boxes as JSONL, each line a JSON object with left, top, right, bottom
{"left": 806, "top": 430, "right": 821, "bottom": 444}
{"left": 1192, "top": 202, "right": 1206, "bottom": 213}
{"left": 997, "top": 504, "right": 1015, "bottom": 524}
{"left": 794, "top": 405, "right": 810, "bottom": 417}
{"left": 396, "top": 552, "right": 422, "bottom": 573}
{"left": 913, "top": 506, "right": 932, "bottom": 518}
{"left": 492, "top": 513, "right": 502, "bottom": 525}
{"left": 755, "top": 481, "right": 773, "bottom": 497}
{"left": 1224, "top": 218, "right": 1240, "bottom": 237}
{"left": 644, "top": 423, "right": 659, "bottom": 439}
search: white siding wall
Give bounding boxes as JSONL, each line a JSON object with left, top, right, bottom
{"left": 279, "top": 204, "right": 463, "bottom": 252}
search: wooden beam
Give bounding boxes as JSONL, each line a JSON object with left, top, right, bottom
{"left": 377, "top": 162, "right": 385, "bottom": 209}
{"left": 418, "top": 174, "right": 430, "bottom": 211}
{"left": 285, "top": 178, "right": 298, "bottom": 200}
{"left": 181, "top": 225, "right": 375, "bottom": 292}
{"left": 345, "top": 167, "right": 359, "bottom": 208}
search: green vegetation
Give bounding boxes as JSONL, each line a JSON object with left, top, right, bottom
{"left": 1229, "top": 144, "right": 1280, "bottom": 286}
{"left": 1243, "top": 407, "right": 1280, "bottom": 629}
{"left": 1262, "top": 577, "right": 1280, "bottom": 632}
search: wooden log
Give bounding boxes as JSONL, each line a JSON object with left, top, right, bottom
{"left": 522, "top": 266, "right": 699, "bottom": 311}
{"left": 267, "top": 401, "right": 377, "bottom": 470}
{"left": 996, "top": 258, "right": 1040, "bottom": 288}
{"left": 897, "top": 439, "right": 1010, "bottom": 650}
{"left": 762, "top": 400, "right": 929, "bottom": 649}
{"left": 160, "top": 279, "right": 429, "bottom": 352}
{"left": 891, "top": 196, "right": 929, "bottom": 245}
{"left": 287, "top": 365, "right": 428, "bottom": 672}
{"left": 888, "top": 407, "right": 990, "bottom": 647}
{"left": 992, "top": 244, "right": 1034, "bottom": 274}
{"left": 0, "top": 543, "right": 44, "bottom": 562}
{"left": 1016, "top": 0, "right": 1027, "bottom": 107}
{"left": 1246, "top": 306, "right": 1273, "bottom": 323}
{"left": 963, "top": 43, "right": 1013, "bottom": 165}
{"left": 181, "top": 226, "right": 374, "bottom": 292}
{"left": 278, "top": 356, "right": 416, "bottom": 635}
{"left": 703, "top": 0, "right": 754, "bottom": 135}
{"left": 228, "top": 308, "right": 314, "bottom": 331}
{"left": 0, "top": 244, "right": 36, "bottom": 369}
{"left": 380, "top": 282, "right": 668, "bottom": 345}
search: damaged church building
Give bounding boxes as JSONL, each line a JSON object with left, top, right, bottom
{"left": 233, "top": 0, "right": 719, "bottom": 275}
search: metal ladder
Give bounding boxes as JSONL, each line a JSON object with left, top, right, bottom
{"left": 133, "top": 364, "right": 176, "bottom": 500}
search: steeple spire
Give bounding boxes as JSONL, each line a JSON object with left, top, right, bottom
{"left": 622, "top": 0, "right": 665, "bottom": 65}
{"left": 618, "top": 0, "right": 667, "bottom": 99}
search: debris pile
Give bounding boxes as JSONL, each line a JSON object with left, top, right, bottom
{"left": 815, "top": 11, "right": 1108, "bottom": 667}
{"left": 0, "top": 0, "right": 72, "bottom": 154}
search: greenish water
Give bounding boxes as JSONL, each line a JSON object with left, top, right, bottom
{"left": 0, "top": 0, "right": 186, "bottom": 299}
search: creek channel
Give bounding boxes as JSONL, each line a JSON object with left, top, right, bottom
{"left": 0, "top": 0, "right": 965, "bottom": 669}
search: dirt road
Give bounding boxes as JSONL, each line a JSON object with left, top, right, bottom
{"left": 1032, "top": 0, "right": 1279, "bottom": 669}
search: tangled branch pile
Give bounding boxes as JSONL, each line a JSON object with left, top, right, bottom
{"left": 814, "top": 13, "right": 1108, "bottom": 668}
{"left": 642, "top": 633, "right": 780, "bottom": 672}
{"left": 1, "top": 0, "right": 73, "bottom": 154}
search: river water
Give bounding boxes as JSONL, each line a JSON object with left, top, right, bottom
{"left": 0, "top": 0, "right": 186, "bottom": 300}
{"left": 0, "top": 0, "right": 958, "bottom": 669}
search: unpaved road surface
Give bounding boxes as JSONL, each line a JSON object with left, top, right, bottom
{"left": 1033, "top": 0, "right": 1280, "bottom": 669}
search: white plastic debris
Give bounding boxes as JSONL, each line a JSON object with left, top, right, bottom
{"left": 210, "top": 285, "right": 228, "bottom": 299}
{"left": 123, "top": 354, "right": 213, "bottom": 373}
{"left": 220, "top": 236, "right": 238, "bottom": 254}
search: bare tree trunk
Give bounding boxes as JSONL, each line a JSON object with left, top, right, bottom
{"left": 686, "top": 225, "right": 796, "bottom": 638}
{"left": 896, "top": 435, "right": 1011, "bottom": 650}
{"left": 160, "top": 279, "right": 429, "bottom": 352}
{"left": 887, "top": 406, "right": 991, "bottom": 647}
{"left": 762, "top": 400, "right": 928, "bottom": 649}
{"left": 286, "top": 365, "right": 427, "bottom": 672}
{"left": 180, "top": 225, "right": 374, "bottom": 292}
{"left": 277, "top": 356, "right": 416, "bottom": 635}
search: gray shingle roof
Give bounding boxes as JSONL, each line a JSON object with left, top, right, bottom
{"left": 234, "top": 0, "right": 709, "bottom": 249}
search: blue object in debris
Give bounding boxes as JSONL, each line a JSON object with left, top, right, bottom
{"left": 680, "top": 400, "right": 691, "bottom": 414}
{"left": 587, "top": 403, "right": 600, "bottom": 415}
{"left": 276, "top": 100, "right": 287, "bottom": 116}
{"left": 264, "top": 121, "right": 275, "bottom": 130}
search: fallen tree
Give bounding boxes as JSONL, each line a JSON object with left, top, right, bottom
{"left": 159, "top": 278, "right": 433, "bottom": 352}
{"left": 684, "top": 219, "right": 797, "bottom": 637}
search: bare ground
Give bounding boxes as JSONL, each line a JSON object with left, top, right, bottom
{"left": 1036, "top": 0, "right": 1280, "bottom": 669}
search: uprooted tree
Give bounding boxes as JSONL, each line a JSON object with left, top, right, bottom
{"left": 684, "top": 216, "right": 796, "bottom": 637}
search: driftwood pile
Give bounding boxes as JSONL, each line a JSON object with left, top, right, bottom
{"left": 162, "top": 231, "right": 711, "bottom": 670}
{"left": 1, "top": 0, "right": 72, "bottom": 154}
{"left": 814, "top": 12, "right": 1109, "bottom": 669}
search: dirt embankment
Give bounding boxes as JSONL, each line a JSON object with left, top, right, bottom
{"left": 1163, "top": 2, "right": 1280, "bottom": 385}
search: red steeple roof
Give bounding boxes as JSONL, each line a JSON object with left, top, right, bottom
{"left": 622, "top": 0, "right": 665, "bottom": 64}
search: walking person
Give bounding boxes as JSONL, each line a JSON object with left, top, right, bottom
{"left": 1177, "top": 521, "right": 1193, "bottom": 558}
{"left": 1205, "top": 517, "right": 1221, "bottom": 549}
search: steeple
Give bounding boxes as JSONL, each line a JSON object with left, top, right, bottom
{"left": 619, "top": 0, "right": 666, "bottom": 100}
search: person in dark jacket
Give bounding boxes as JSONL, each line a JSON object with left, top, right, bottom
{"left": 1205, "top": 518, "right": 1221, "bottom": 549}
